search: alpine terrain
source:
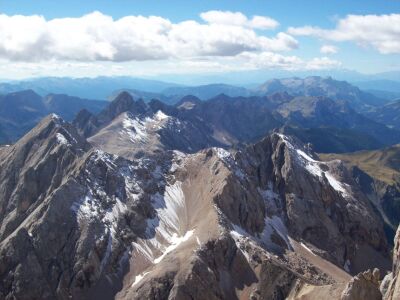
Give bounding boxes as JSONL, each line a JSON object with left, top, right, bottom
{"left": 0, "top": 91, "right": 399, "bottom": 300}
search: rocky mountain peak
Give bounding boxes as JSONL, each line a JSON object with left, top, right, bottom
{"left": 103, "top": 91, "right": 136, "bottom": 117}
{"left": 16, "top": 113, "right": 89, "bottom": 151}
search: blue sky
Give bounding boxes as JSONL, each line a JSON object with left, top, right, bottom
{"left": 0, "top": 0, "right": 399, "bottom": 80}
{"left": 2, "top": 0, "right": 398, "bottom": 22}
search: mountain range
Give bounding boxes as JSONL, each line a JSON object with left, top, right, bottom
{"left": 1, "top": 76, "right": 400, "bottom": 299}
{"left": 3, "top": 78, "right": 400, "bottom": 154}
{"left": 0, "top": 77, "right": 181, "bottom": 100}
{"left": 0, "top": 105, "right": 397, "bottom": 299}
{"left": 2, "top": 75, "right": 399, "bottom": 104}
{"left": 0, "top": 90, "right": 107, "bottom": 143}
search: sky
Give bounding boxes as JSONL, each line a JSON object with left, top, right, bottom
{"left": 0, "top": 0, "right": 399, "bottom": 80}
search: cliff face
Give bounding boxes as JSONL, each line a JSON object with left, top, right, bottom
{"left": 381, "top": 226, "right": 400, "bottom": 300}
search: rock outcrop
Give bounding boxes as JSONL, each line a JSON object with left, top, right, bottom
{"left": 381, "top": 226, "right": 400, "bottom": 300}
{"left": 341, "top": 269, "right": 382, "bottom": 300}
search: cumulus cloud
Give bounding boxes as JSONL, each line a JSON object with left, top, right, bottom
{"left": 0, "top": 10, "right": 346, "bottom": 77}
{"left": 0, "top": 11, "right": 293, "bottom": 63}
{"left": 288, "top": 14, "right": 400, "bottom": 54}
{"left": 200, "top": 10, "right": 279, "bottom": 29}
{"left": 320, "top": 45, "right": 338, "bottom": 54}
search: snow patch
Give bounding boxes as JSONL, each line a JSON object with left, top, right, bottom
{"left": 215, "top": 147, "right": 231, "bottom": 160}
{"left": 153, "top": 230, "right": 194, "bottom": 264}
{"left": 122, "top": 111, "right": 171, "bottom": 143}
{"left": 50, "top": 113, "right": 61, "bottom": 120}
{"left": 300, "top": 242, "right": 316, "bottom": 256}
{"left": 56, "top": 133, "right": 69, "bottom": 145}
{"left": 279, "top": 135, "right": 350, "bottom": 198}
{"left": 231, "top": 214, "right": 293, "bottom": 253}
{"left": 132, "top": 181, "right": 194, "bottom": 266}
{"left": 170, "top": 151, "right": 186, "bottom": 173}
{"left": 154, "top": 110, "right": 169, "bottom": 121}
{"left": 131, "top": 271, "right": 150, "bottom": 287}
{"left": 123, "top": 117, "right": 148, "bottom": 143}
{"left": 325, "top": 172, "right": 347, "bottom": 195}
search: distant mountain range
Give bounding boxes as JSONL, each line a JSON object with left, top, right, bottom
{"left": 108, "top": 83, "right": 252, "bottom": 104}
{"left": 1, "top": 75, "right": 399, "bottom": 104}
{"left": 73, "top": 91, "right": 400, "bottom": 156}
{"left": 0, "top": 90, "right": 106, "bottom": 142}
{"left": 257, "top": 76, "right": 393, "bottom": 112}
{"left": 0, "top": 76, "right": 181, "bottom": 100}
{"left": 2, "top": 76, "right": 400, "bottom": 155}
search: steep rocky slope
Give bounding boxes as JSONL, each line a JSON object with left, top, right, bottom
{"left": 0, "top": 111, "right": 392, "bottom": 299}
{"left": 276, "top": 96, "right": 400, "bottom": 147}
{"left": 280, "top": 126, "right": 383, "bottom": 153}
{"left": 381, "top": 225, "right": 400, "bottom": 300}
{"left": 321, "top": 146, "right": 400, "bottom": 241}
{"left": 365, "top": 99, "right": 400, "bottom": 131}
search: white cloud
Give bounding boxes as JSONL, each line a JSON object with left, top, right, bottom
{"left": 0, "top": 11, "right": 291, "bottom": 63}
{"left": 0, "top": 52, "right": 342, "bottom": 80}
{"left": 320, "top": 45, "right": 338, "bottom": 54}
{"left": 305, "top": 57, "right": 342, "bottom": 70}
{"left": 288, "top": 14, "right": 400, "bottom": 54}
{"left": 0, "top": 10, "right": 346, "bottom": 78}
{"left": 237, "top": 52, "right": 341, "bottom": 71}
{"left": 200, "top": 10, "right": 279, "bottom": 30}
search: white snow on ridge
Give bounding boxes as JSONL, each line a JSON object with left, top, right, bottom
{"left": 154, "top": 110, "right": 169, "bottom": 121}
{"left": 50, "top": 113, "right": 61, "bottom": 120}
{"left": 277, "top": 134, "right": 349, "bottom": 197}
{"left": 70, "top": 151, "right": 143, "bottom": 271}
{"left": 56, "top": 133, "right": 69, "bottom": 145}
{"left": 325, "top": 172, "right": 347, "bottom": 194}
{"left": 123, "top": 117, "right": 148, "bottom": 142}
{"left": 297, "top": 149, "right": 349, "bottom": 196}
{"left": 122, "top": 110, "right": 171, "bottom": 143}
{"left": 215, "top": 147, "right": 231, "bottom": 160}
{"left": 170, "top": 150, "right": 186, "bottom": 173}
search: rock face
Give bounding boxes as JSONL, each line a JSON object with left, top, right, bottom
{"left": 0, "top": 104, "right": 393, "bottom": 299}
{"left": 341, "top": 269, "right": 382, "bottom": 300}
{"left": 381, "top": 226, "right": 400, "bottom": 300}
{"left": 321, "top": 146, "right": 400, "bottom": 243}
{"left": 0, "top": 114, "right": 155, "bottom": 299}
